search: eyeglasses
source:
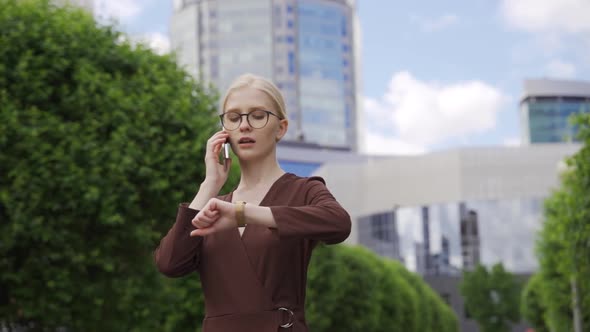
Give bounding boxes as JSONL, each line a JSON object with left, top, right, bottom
{"left": 219, "top": 110, "right": 281, "bottom": 131}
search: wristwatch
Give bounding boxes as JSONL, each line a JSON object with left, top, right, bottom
{"left": 235, "top": 201, "right": 246, "bottom": 227}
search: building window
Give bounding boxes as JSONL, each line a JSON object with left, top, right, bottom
{"left": 287, "top": 20, "right": 294, "bottom": 28}
{"left": 370, "top": 213, "right": 391, "bottom": 241}
{"left": 288, "top": 51, "right": 295, "bottom": 74}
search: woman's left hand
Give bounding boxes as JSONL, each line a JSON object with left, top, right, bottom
{"left": 190, "top": 198, "right": 237, "bottom": 236}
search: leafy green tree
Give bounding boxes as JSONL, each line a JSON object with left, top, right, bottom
{"left": 0, "top": 0, "right": 238, "bottom": 330}
{"left": 537, "top": 191, "right": 575, "bottom": 332}
{"left": 460, "top": 263, "right": 521, "bottom": 332}
{"left": 535, "top": 111, "right": 590, "bottom": 332}
{"left": 521, "top": 273, "right": 549, "bottom": 332}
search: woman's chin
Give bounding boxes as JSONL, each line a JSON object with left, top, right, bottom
{"left": 235, "top": 149, "right": 259, "bottom": 161}
{"left": 235, "top": 147, "right": 273, "bottom": 162}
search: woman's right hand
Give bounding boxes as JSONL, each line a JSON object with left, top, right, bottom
{"left": 203, "top": 131, "right": 232, "bottom": 188}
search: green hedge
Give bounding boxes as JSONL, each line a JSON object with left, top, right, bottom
{"left": 307, "top": 245, "right": 458, "bottom": 332}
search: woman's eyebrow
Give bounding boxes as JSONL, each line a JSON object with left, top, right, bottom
{"left": 225, "top": 106, "right": 268, "bottom": 113}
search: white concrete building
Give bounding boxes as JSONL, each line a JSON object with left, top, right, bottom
{"left": 314, "top": 143, "right": 581, "bottom": 273}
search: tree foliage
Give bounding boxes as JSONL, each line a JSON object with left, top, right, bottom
{"left": 531, "top": 111, "right": 590, "bottom": 331}
{"left": 521, "top": 273, "right": 549, "bottom": 332}
{"left": 0, "top": 0, "right": 232, "bottom": 330}
{"left": 460, "top": 263, "right": 521, "bottom": 332}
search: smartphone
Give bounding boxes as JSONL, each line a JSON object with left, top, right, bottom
{"left": 221, "top": 140, "right": 231, "bottom": 170}
{"left": 223, "top": 141, "right": 230, "bottom": 159}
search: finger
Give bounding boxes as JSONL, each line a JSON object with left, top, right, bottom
{"left": 206, "top": 137, "right": 228, "bottom": 153}
{"left": 207, "top": 199, "right": 219, "bottom": 213}
{"left": 193, "top": 214, "right": 217, "bottom": 226}
{"left": 190, "top": 227, "right": 215, "bottom": 237}
{"left": 203, "top": 209, "right": 219, "bottom": 219}
{"left": 193, "top": 219, "right": 213, "bottom": 229}
{"left": 207, "top": 131, "right": 229, "bottom": 143}
{"left": 206, "top": 137, "right": 229, "bottom": 159}
{"left": 206, "top": 208, "right": 220, "bottom": 216}
{"left": 192, "top": 211, "right": 212, "bottom": 226}
{"left": 210, "top": 135, "right": 229, "bottom": 148}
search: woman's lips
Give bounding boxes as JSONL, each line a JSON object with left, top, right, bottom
{"left": 238, "top": 137, "right": 256, "bottom": 144}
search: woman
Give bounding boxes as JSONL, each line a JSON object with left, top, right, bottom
{"left": 154, "top": 73, "right": 351, "bottom": 332}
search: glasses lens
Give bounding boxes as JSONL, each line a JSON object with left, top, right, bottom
{"left": 248, "top": 110, "right": 269, "bottom": 129}
{"left": 222, "top": 112, "right": 241, "bottom": 130}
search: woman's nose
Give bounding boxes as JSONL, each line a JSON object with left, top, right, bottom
{"left": 239, "top": 115, "right": 252, "bottom": 131}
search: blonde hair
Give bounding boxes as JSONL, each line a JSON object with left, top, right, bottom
{"left": 220, "top": 73, "right": 287, "bottom": 119}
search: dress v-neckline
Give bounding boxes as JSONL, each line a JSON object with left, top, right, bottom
{"left": 227, "top": 172, "right": 289, "bottom": 242}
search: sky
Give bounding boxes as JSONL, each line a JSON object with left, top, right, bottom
{"left": 92, "top": 0, "right": 590, "bottom": 155}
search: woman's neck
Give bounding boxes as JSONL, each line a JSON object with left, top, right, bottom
{"left": 237, "top": 154, "right": 285, "bottom": 191}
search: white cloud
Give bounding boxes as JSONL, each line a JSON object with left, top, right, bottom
{"left": 96, "top": 0, "right": 143, "bottom": 21}
{"left": 363, "top": 71, "right": 507, "bottom": 155}
{"left": 501, "top": 0, "right": 590, "bottom": 33}
{"left": 544, "top": 59, "right": 576, "bottom": 79}
{"left": 410, "top": 14, "right": 458, "bottom": 32}
{"left": 138, "top": 32, "right": 171, "bottom": 55}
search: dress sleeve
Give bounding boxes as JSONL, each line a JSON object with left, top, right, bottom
{"left": 153, "top": 203, "right": 203, "bottom": 277}
{"left": 270, "top": 178, "right": 351, "bottom": 244}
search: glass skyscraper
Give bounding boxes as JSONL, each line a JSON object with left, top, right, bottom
{"left": 521, "top": 79, "right": 590, "bottom": 144}
{"left": 170, "top": 0, "right": 359, "bottom": 151}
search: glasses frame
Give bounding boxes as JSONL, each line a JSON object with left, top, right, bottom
{"left": 219, "top": 110, "right": 282, "bottom": 131}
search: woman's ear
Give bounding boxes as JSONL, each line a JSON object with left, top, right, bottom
{"left": 276, "top": 119, "right": 288, "bottom": 142}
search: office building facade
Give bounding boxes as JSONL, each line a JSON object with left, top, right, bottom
{"left": 460, "top": 205, "right": 480, "bottom": 271}
{"left": 314, "top": 144, "right": 580, "bottom": 274}
{"left": 170, "top": 0, "right": 359, "bottom": 151}
{"left": 357, "top": 210, "right": 402, "bottom": 262}
{"left": 521, "top": 79, "right": 590, "bottom": 144}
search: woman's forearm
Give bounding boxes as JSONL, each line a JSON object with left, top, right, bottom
{"left": 189, "top": 180, "right": 223, "bottom": 210}
{"left": 244, "top": 205, "right": 277, "bottom": 228}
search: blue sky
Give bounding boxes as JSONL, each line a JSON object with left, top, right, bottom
{"left": 94, "top": 0, "right": 590, "bottom": 155}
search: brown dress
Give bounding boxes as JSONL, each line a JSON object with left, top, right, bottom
{"left": 154, "top": 173, "right": 351, "bottom": 332}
